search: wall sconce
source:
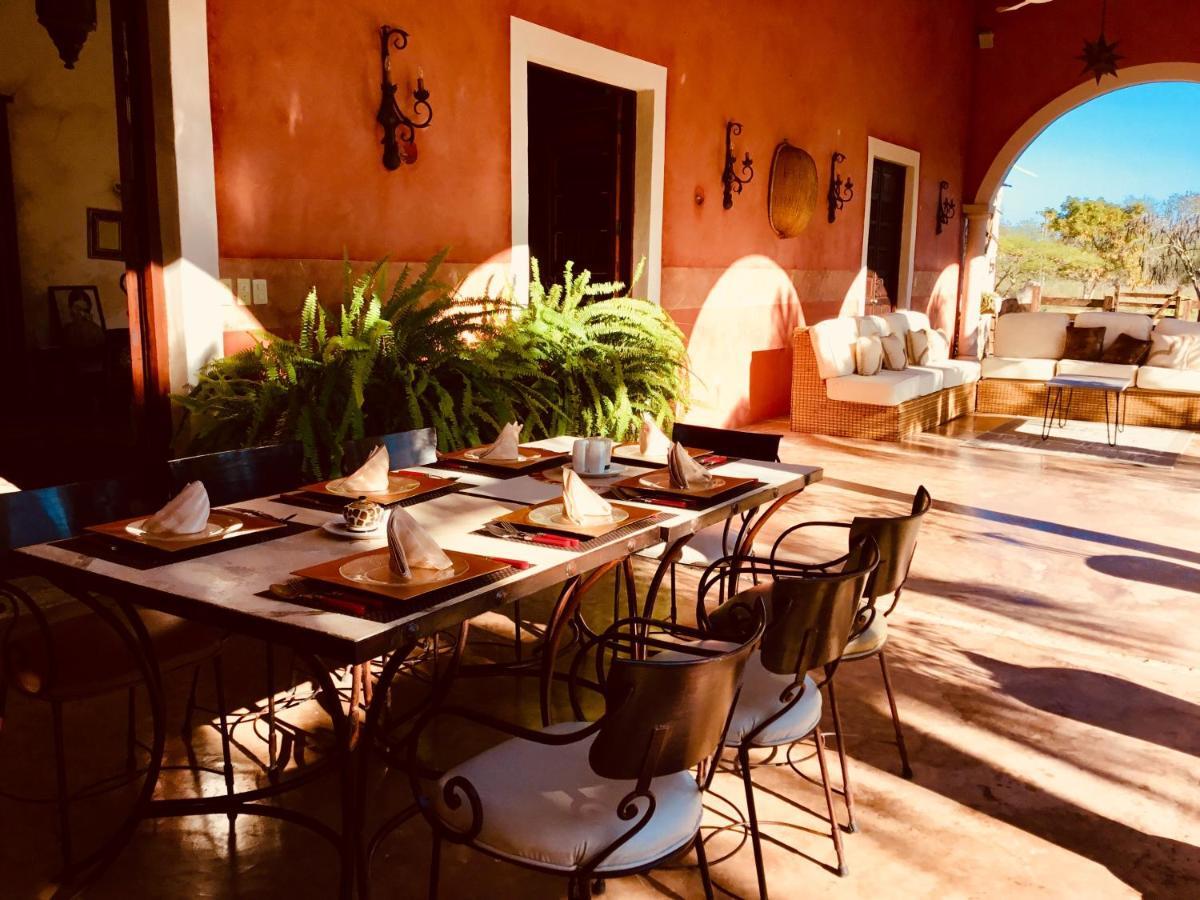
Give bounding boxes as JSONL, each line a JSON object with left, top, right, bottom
{"left": 36, "top": 0, "right": 97, "bottom": 69}
{"left": 376, "top": 25, "right": 432, "bottom": 171}
{"left": 937, "top": 180, "right": 957, "bottom": 234}
{"left": 827, "top": 151, "right": 853, "bottom": 223}
{"left": 721, "top": 121, "right": 753, "bottom": 209}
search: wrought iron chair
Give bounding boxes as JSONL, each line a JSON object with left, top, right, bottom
{"left": 341, "top": 428, "right": 438, "bottom": 473}
{"left": 401, "top": 612, "right": 764, "bottom": 899}
{"left": 629, "top": 423, "right": 784, "bottom": 623}
{"left": 695, "top": 538, "right": 879, "bottom": 896}
{"left": 769, "top": 486, "right": 932, "bottom": 779}
{"left": 168, "top": 441, "right": 306, "bottom": 506}
{"left": 0, "top": 478, "right": 234, "bottom": 873}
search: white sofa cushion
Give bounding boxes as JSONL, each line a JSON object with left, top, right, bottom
{"left": 905, "top": 366, "right": 946, "bottom": 394}
{"left": 809, "top": 318, "right": 858, "bottom": 380}
{"left": 1154, "top": 318, "right": 1200, "bottom": 337}
{"left": 435, "top": 721, "right": 701, "bottom": 873}
{"left": 1147, "top": 332, "right": 1200, "bottom": 370}
{"left": 826, "top": 371, "right": 927, "bottom": 406}
{"left": 881, "top": 334, "right": 907, "bottom": 370}
{"left": 981, "top": 356, "right": 1058, "bottom": 381}
{"left": 1137, "top": 366, "right": 1200, "bottom": 394}
{"left": 856, "top": 315, "right": 891, "bottom": 338}
{"left": 993, "top": 312, "right": 1071, "bottom": 359}
{"left": 908, "top": 328, "right": 950, "bottom": 365}
{"left": 884, "top": 310, "right": 932, "bottom": 340}
{"left": 1074, "top": 311, "right": 1152, "bottom": 348}
{"left": 922, "top": 359, "right": 982, "bottom": 388}
{"left": 1056, "top": 359, "right": 1139, "bottom": 381}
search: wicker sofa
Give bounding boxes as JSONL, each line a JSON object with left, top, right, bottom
{"left": 789, "top": 311, "right": 980, "bottom": 440}
{"left": 977, "top": 311, "right": 1200, "bottom": 428}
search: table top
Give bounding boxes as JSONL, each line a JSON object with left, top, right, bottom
{"left": 1047, "top": 374, "right": 1133, "bottom": 391}
{"left": 15, "top": 437, "right": 821, "bottom": 664}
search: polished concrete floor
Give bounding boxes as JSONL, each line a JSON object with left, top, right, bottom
{"left": 2, "top": 414, "right": 1198, "bottom": 898}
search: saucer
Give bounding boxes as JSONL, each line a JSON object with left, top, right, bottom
{"left": 321, "top": 521, "right": 385, "bottom": 540}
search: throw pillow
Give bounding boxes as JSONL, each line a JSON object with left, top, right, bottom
{"left": 907, "top": 328, "right": 950, "bottom": 365}
{"left": 1147, "top": 332, "right": 1200, "bottom": 370}
{"left": 1101, "top": 332, "right": 1152, "bottom": 365}
{"left": 1062, "top": 324, "right": 1105, "bottom": 361}
{"left": 928, "top": 328, "right": 951, "bottom": 362}
{"left": 854, "top": 336, "right": 883, "bottom": 376}
{"left": 881, "top": 333, "right": 907, "bottom": 370}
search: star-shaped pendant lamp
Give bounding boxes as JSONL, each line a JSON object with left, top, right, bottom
{"left": 1078, "top": 0, "right": 1122, "bottom": 84}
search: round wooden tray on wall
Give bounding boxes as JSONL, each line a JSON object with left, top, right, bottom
{"left": 767, "top": 142, "right": 819, "bottom": 238}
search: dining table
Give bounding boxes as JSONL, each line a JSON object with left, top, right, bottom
{"left": 12, "top": 434, "right": 821, "bottom": 898}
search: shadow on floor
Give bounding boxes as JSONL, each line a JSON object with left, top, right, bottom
{"left": 1086, "top": 554, "right": 1200, "bottom": 595}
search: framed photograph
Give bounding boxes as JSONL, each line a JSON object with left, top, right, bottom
{"left": 48, "top": 285, "right": 106, "bottom": 349}
{"left": 87, "top": 208, "right": 124, "bottom": 260}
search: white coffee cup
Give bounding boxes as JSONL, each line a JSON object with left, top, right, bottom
{"left": 572, "top": 437, "right": 613, "bottom": 475}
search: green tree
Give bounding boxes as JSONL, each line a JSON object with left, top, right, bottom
{"left": 1146, "top": 192, "right": 1200, "bottom": 301}
{"left": 995, "top": 231, "right": 1106, "bottom": 297}
{"left": 1041, "top": 197, "right": 1149, "bottom": 293}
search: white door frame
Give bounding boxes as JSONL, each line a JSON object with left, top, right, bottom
{"left": 859, "top": 137, "right": 920, "bottom": 310}
{"left": 509, "top": 17, "right": 666, "bottom": 302}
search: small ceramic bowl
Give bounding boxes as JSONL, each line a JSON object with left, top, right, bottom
{"left": 343, "top": 497, "right": 383, "bottom": 532}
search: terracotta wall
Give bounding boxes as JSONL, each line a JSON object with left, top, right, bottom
{"left": 206, "top": 0, "right": 977, "bottom": 426}
{"left": 967, "top": 0, "right": 1200, "bottom": 201}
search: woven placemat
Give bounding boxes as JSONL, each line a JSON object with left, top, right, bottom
{"left": 53, "top": 520, "right": 316, "bottom": 571}
{"left": 604, "top": 480, "right": 764, "bottom": 512}
{"left": 471, "top": 512, "right": 671, "bottom": 553}
{"left": 275, "top": 483, "right": 465, "bottom": 514}
{"left": 425, "top": 455, "right": 567, "bottom": 480}
{"left": 257, "top": 567, "right": 516, "bottom": 623}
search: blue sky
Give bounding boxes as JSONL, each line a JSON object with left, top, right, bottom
{"left": 1000, "top": 82, "right": 1200, "bottom": 224}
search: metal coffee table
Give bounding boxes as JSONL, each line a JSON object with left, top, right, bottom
{"left": 1040, "top": 374, "right": 1132, "bottom": 447}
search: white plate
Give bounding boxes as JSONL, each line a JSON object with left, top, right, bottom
{"left": 338, "top": 554, "right": 468, "bottom": 586}
{"left": 543, "top": 462, "right": 629, "bottom": 482}
{"left": 637, "top": 471, "right": 726, "bottom": 493}
{"left": 125, "top": 514, "right": 243, "bottom": 543}
{"left": 321, "top": 521, "right": 385, "bottom": 541}
{"left": 527, "top": 503, "right": 630, "bottom": 529}
{"left": 612, "top": 443, "right": 669, "bottom": 463}
{"left": 324, "top": 474, "right": 421, "bottom": 497}
{"left": 464, "top": 448, "right": 539, "bottom": 463}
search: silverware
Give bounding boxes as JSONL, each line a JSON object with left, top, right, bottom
{"left": 222, "top": 506, "right": 299, "bottom": 525}
{"left": 485, "top": 521, "right": 532, "bottom": 541}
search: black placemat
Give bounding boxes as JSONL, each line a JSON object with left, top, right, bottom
{"left": 426, "top": 455, "right": 567, "bottom": 480}
{"left": 471, "top": 512, "right": 672, "bottom": 553}
{"left": 275, "top": 483, "right": 465, "bottom": 514}
{"left": 604, "top": 480, "right": 764, "bottom": 512}
{"left": 52, "top": 520, "right": 317, "bottom": 571}
{"left": 257, "top": 567, "right": 516, "bottom": 623}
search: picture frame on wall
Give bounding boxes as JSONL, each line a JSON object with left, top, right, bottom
{"left": 48, "top": 284, "right": 106, "bottom": 350}
{"left": 86, "top": 207, "right": 124, "bottom": 260}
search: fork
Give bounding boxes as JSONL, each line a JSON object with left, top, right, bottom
{"left": 221, "top": 506, "right": 299, "bottom": 525}
{"left": 485, "top": 521, "right": 580, "bottom": 548}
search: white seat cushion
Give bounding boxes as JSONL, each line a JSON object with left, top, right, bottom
{"left": 993, "top": 312, "right": 1071, "bottom": 359}
{"left": 435, "top": 722, "right": 701, "bottom": 874}
{"left": 1056, "top": 359, "right": 1139, "bottom": 381}
{"left": 826, "top": 371, "right": 926, "bottom": 406}
{"left": 842, "top": 615, "right": 888, "bottom": 660}
{"left": 905, "top": 365, "right": 945, "bottom": 395}
{"left": 1074, "top": 311, "right": 1152, "bottom": 348}
{"left": 981, "top": 356, "right": 1058, "bottom": 381}
{"left": 1137, "top": 366, "right": 1200, "bottom": 394}
{"left": 809, "top": 319, "right": 859, "bottom": 380}
{"left": 638, "top": 522, "right": 733, "bottom": 566}
{"left": 726, "top": 657, "right": 822, "bottom": 748}
{"left": 924, "top": 358, "right": 982, "bottom": 386}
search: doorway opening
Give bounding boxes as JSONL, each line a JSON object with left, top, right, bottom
{"left": 527, "top": 64, "right": 636, "bottom": 288}
{"left": 859, "top": 137, "right": 919, "bottom": 311}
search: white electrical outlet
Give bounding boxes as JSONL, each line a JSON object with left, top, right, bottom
{"left": 252, "top": 278, "right": 268, "bottom": 305}
{"left": 235, "top": 278, "right": 252, "bottom": 306}
{"left": 219, "top": 278, "right": 234, "bottom": 306}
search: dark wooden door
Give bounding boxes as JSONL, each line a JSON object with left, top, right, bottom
{"left": 527, "top": 64, "right": 636, "bottom": 288}
{"left": 0, "top": 95, "right": 25, "bottom": 399}
{"left": 865, "top": 158, "right": 906, "bottom": 307}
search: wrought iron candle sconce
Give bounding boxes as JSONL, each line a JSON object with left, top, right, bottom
{"left": 827, "top": 151, "right": 853, "bottom": 223}
{"left": 936, "top": 180, "right": 957, "bottom": 234}
{"left": 721, "top": 121, "right": 754, "bottom": 209}
{"left": 376, "top": 25, "right": 432, "bottom": 171}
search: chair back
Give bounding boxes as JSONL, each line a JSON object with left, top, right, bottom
{"left": 712, "top": 538, "right": 878, "bottom": 679}
{"left": 341, "top": 428, "right": 438, "bottom": 473}
{"left": 588, "top": 623, "right": 761, "bottom": 781}
{"left": 670, "top": 423, "right": 782, "bottom": 462}
{"left": 168, "top": 442, "right": 306, "bottom": 507}
{"left": 0, "top": 478, "right": 158, "bottom": 554}
{"left": 849, "top": 486, "right": 931, "bottom": 598}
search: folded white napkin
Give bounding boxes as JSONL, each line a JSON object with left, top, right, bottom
{"left": 387, "top": 507, "right": 454, "bottom": 577}
{"left": 0, "top": 477, "right": 18, "bottom": 494}
{"left": 342, "top": 445, "right": 391, "bottom": 493}
{"left": 667, "top": 442, "right": 712, "bottom": 490}
{"left": 144, "top": 481, "right": 211, "bottom": 535}
{"left": 562, "top": 468, "right": 613, "bottom": 524}
{"left": 639, "top": 413, "right": 673, "bottom": 455}
{"left": 480, "top": 421, "right": 522, "bottom": 460}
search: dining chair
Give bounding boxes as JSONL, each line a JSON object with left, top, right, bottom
{"left": 341, "top": 428, "right": 438, "bottom": 473}
{"left": 401, "top": 612, "right": 764, "bottom": 899}
{"left": 167, "top": 441, "right": 306, "bottom": 507}
{"left": 629, "top": 423, "right": 784, "bottom": 624}
{"left": 0, "top": 478, "right": 233, "bottom": 872}
{"left": 768, "top": 486, "right": 932, "bottom": 779}
{"left": 694, "top": 538, "right": 879, "bottom": 897}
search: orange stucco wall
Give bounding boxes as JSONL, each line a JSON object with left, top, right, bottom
{"left": 207, "top": 0, "right": 977, "bottom": 426}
